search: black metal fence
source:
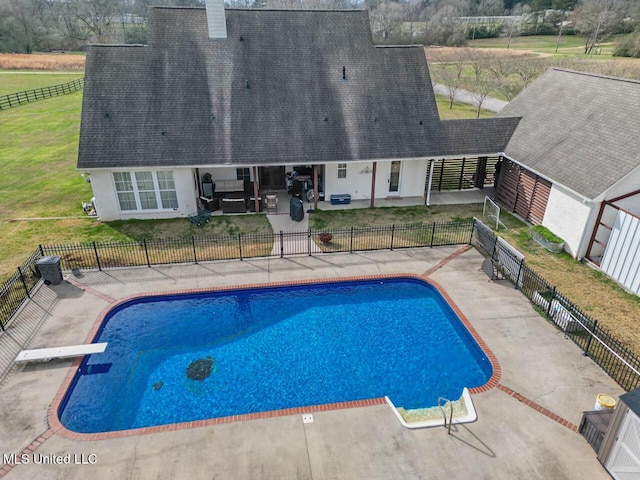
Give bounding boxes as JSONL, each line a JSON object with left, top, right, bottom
{"left": 473, "top": 217, "right": 640, "bottom": 392}
{"left": 0, "top": 77, "right": 84, "bottom": 110}
{"left": 0, "top": 221, "right": 473, "bottom": 331}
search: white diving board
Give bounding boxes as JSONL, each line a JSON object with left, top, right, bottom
{"left": 15, "top": 342, "right": 108, "bottom": 363}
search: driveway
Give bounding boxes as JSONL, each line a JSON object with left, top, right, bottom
{"left": 433, "top": 84, "right": 508, "bottom": 113}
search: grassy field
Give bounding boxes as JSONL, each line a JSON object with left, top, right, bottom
{"left": 0, "top": 72, "right": 84, "bottom": 96}
{"left": 0, "top": 53, "right": 85, "bottom": 71}
{"left": 468, "top": 34, "right": 619, "bottom": 57}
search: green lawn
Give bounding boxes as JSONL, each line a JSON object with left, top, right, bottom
{"left": 435, "top": 92, "right": 495, "bottom": 119}
{"left": 468, "top": 34, "right": 621, "bottom": 58}
{"left": 0, "top": 72, "right": 84, "bottom": 97}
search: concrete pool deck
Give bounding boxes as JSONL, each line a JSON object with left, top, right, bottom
{"left": 0, "top": 246, "right": 624, "bottom": 479}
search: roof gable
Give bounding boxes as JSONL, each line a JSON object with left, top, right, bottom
{"left": 498, "top": 68, "right": 640, "bottom": 199}
{"left": 79, "top": 9, "right": 447, "bottom": 169}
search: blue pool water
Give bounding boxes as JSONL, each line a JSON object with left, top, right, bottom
{"left": 60, "top": 278, "right": 492, "bottom": 433}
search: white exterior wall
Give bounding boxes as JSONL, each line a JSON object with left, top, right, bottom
{"left": 600, "top": 210, "right": 640, "bottom": 296}
{"left": 601, "top": 166, "right": 640, "bottom": 217}
{"left": 600, "top": 165, "right": 640, "bottom": 204}
{"left": 324, "top": 160, "right": 427, "bottom": 200}
{"left": 396, "top": 159, "right": 428, "bottom": 197}
{"left": 543, "top": 184, "right": 595, "bottom": 258}
{"left": 89, "top": 168, "right": 197, "bottom": 221}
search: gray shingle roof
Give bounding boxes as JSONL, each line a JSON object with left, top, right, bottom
{"left": 497, "top": 68, "right": 640, "bottom": 199}
{"left": 441, "top": 118, "right": 519, "bottom": 157}
{"left": 78, "top": 8, "right": 515, "bottom": 169}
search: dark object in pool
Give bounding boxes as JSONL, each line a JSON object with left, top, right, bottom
{"left": 153, "top": 381, "right": 163, "bottom": 391}
{"left": 187, "top": 356, "right": 214, "bottom": 381}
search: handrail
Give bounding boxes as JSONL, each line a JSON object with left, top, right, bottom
{"left": 0, "top": 77, "right": 84, "bottom": 110}
{"left": 438, "top": 396, "right": 454, "bottom": 434}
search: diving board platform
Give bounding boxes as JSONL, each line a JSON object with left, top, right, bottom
{"left": 15, "top": 342, "right": 107, "bottom": 363}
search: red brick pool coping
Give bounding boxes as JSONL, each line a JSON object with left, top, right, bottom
{"left": 45, "top": 266, "right": 501, "bottom": 441}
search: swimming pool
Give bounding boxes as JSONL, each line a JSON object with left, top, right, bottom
{"left": 59, "top": 278, "right": 492, "bottom": 433}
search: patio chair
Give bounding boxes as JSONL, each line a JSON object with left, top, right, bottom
{"left": 265, "top": 194, "right": 278, "bottom": 214}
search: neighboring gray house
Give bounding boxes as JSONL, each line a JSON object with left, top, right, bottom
{"left": 77, "top": 1, "right": 517, "bottom": 221}
{"left": 494, "top": 69, "right": 640, "bottom": 293}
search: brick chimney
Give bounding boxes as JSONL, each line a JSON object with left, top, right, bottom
{"left": 206, "top": 0, "right": 227, "bottom": 39}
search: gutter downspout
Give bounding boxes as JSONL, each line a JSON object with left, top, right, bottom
{"left": 370, "top": 162, "right": 377, "bottom": 208}
{"left": 425, "top": 159, "right": 436, "bottom": 206}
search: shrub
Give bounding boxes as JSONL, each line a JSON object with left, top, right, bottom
{"left": 531, "top": 225, "right": 564, "bottom": 244}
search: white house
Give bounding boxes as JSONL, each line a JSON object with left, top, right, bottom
{"left": 77, "top": 2, "right": 518, "bottom": 220}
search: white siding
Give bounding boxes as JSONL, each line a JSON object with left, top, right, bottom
{"left": 601, "top": 210, "right": 640, "bottom": 296}
{"left": 324, "top": 160, "right": 426, "bottom": 199}
{"left": 397, "top": 159, "right": 428, "bottom": 197}
{"left": 543, "top": 184, "right": 594, "bottom": 258}
{"left": 89, "top": 168, "right": 197, "bottom": 221}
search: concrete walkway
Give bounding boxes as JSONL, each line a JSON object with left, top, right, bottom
{"left": 0, "top": 247, "right": 623, "bottom": 479}
{"left": 433, "top": 83, "right": 509, "bottom": 113}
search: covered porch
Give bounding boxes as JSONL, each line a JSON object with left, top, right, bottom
{"left": 195, "top": 156, "right": 500, "bottom": 216}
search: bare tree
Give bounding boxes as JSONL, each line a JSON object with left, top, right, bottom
{"left": 486, "top": 51, "right": 520, "bottom": 99}
{"left": 501, "top": 17, "right": 522, "bottom": 49}
{"left": 370, "top": 2, "right": 403, "bottom": 42}
{"left": 512, "top": 56, "right": 545, "bottom": 88}
{"left": 464, "top": 76, "right": 494, "bottom": 118}
{"left": 432, "top": 64, "right": 462, "bottom": 109}
{"left": 573, "top": 0, "right": 627, "bottom": 55}
{"left": 61, "top": 0, "right": 120, "bottom": 43}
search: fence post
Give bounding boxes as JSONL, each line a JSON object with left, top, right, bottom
{"left": 469, "top": 218, "right": 475, "bottom": 244}
{"left": 238, "top": 234, "right": 243, "bottom": 261}
{"left": 92, "top": 242, "right": 102, "bottom": 271}
{"left": 308, "top": 229, "right": 312, "bottom": 256}
{"left": 350, "top": 227, "right": 354, "bottom": 254}
{"left": 280, "top": 231, "right": 284, "bottom": 258}
{"left": 390, "top": 224, "right": 395, "bottom": 251}
{"left": 490, "top": 237, "right": 498, "bottom": 260}
{"left": 515, "top": 258, "right": 524, "bottom": 290}
{"left": 584, "top": 320, "right": 597, "bottom": 357}
{"left": 17, "top": 266, "right": 30, "bottom": 299}
{"left": 192, "top": 236, "right": 198, "bottom": 264}
{"left": 546, "top": 286, "right": 556, "bottom": 318}
{"left": 430, "top": 222, "right": 436, "bottom": 248}
{"left": 143, "top": 239, "right": 151, "bottom": 267}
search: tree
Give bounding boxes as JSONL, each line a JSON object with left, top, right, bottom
{"left": 464, "top": 76, "right": 494, "bottom": 118}
{"left": 512, "top": 56, "right": 545, "bottom": 88}
{"left": 501, "top": 17, "right": 522, "bottom": 48}
{"left": 57, "top": 0, "right": 122, "bottom": 43}
{"left": 614, "top": 26, "right": 640, "bottom": 58}
{"left": 573, "top": 0, "right": 628, "bottom": 55}
{"left": 432, "top": 64, "right": 462, "bottom": 109}
{"left": 370, "top": 2, "right": 403, "bottom": 42}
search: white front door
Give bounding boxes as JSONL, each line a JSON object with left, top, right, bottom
{"left": 606, "top": 409, "right": 640, "bottom": 479}
{"left": 388, "top": 161, "right": 401, "bottom": 196}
